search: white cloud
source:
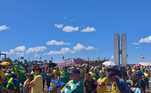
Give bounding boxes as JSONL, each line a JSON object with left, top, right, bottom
{"left": 133, "top": 35, "right": 151, "bottom": 46}
{"left": 62, "top": 26, "right": 79, "bottom": 32}
{"left": 13, "top": 46, "right": 26, "bottom": 52}
{"left": 139, "top": 35, "right": 151, "bottom": 44}
{"left": 54, "top": 24, "right": 64, "bottom": 29}
{"left": 48, "top": 43, "right": 95, "bottom": 55}
{"left": 81, "top": 26, "right": 96, "bottom": 32}
{"left": 48, "top": 51, "right": 61, "bottom": 55}
{"left": 73, "top": 43, "right": 95, "bottom": 51}
{"left": 5, "top": 45, "right": 47, "bottom": 57}
{"left": 46, "top": 40, "right": 70, "bottom": 46}
{"left": 86, "top": 46, "right": 95, "bottom": 50}
{"left": 60, "top": 47, "right": 74, "bottom": 54}
{"left": 26, "top": 46, "right": 47, "bottom": 54}
{"left": 54, "top": 24, "right": 96, "bottom": 33}
{"left": 7, "top": 45, "right": 26, "bottom": 55}
{"left": 73, "top": 43, "right": 86, "bottom": 51}
{"left": 48, "top": 47, "right": 73, "bottom": 55}
{"left": 0, "top": 25, "right": 9, "bottom": 32}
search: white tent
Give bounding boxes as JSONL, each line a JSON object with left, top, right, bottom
{"left": 102, "top": 61, "right": 115, "bottom": 66}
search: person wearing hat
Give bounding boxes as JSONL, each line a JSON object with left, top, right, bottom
{"left": 29, "top": 65, "right": 43, "bottom": 93}
{"left": 107, "top": 66, "right": 132, "bottom": 93}
{"left": 61, "top": 68, "right": 84, "bottom": 93}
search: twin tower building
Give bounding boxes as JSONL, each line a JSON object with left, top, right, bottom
{"left": 114, "top": 33, "right": 127, "bottom": 66}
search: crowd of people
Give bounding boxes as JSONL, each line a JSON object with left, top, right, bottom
{"left": 0, "top": 59, "right": 151, "bottom": 93}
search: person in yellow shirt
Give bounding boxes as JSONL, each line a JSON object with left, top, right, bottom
{"left": 111, "top": 81, "right": 121, "bottom": 93}
{"left": 97, "top": 75, "right": 122, "bottom": 93}
{"left": 30, "top": 65, "right": 43, "bottom": 93}
{"left": 0, "top": 66, "right": 5, "bottom": 84}
{"left": 108, "top": 66, "right": 121, "bottom": 93}
{"left": 97, "top": 76, "right": 109, "bottom": 93}
{"left": 108, "top": 66, "right": 132, "bottom": 93}
{"left": 97, "top": 67, "right": 113, "bottom": 93}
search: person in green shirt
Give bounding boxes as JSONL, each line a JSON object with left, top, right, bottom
{"left": 61, "top": 68, "right": 84, "bottom": 93}
{"left": 60, "top": 67, "right": 70, "bottom": 84}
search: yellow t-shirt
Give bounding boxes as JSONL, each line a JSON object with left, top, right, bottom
{"left": 97, "top": 77, "right": 110, "bottom": 93}
{"left": 111, "top": 81, "right": 121, "bottom": 93}
{"left": 0, "top": 71, "right": 5, "bottom": 84}
{"left": 31, "top": 75, "right": 43, "bottom": 93}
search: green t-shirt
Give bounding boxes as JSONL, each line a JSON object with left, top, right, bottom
{"left": 60, "top": 70, "right": 69, "bottom": 83}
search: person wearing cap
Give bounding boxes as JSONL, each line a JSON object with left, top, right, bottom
{"left": 61, "top": 68, "right": 84, "bottom": 93}
{"left": 29, "top": 65, "right": 43, "bottom": 93}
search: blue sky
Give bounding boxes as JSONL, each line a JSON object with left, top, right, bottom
{"left": 0, "top": 0, "right": 151, "bottom": 63}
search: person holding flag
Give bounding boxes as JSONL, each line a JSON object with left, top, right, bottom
{"left": 61, "top": 68, "right": 84, "bottom": 93}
